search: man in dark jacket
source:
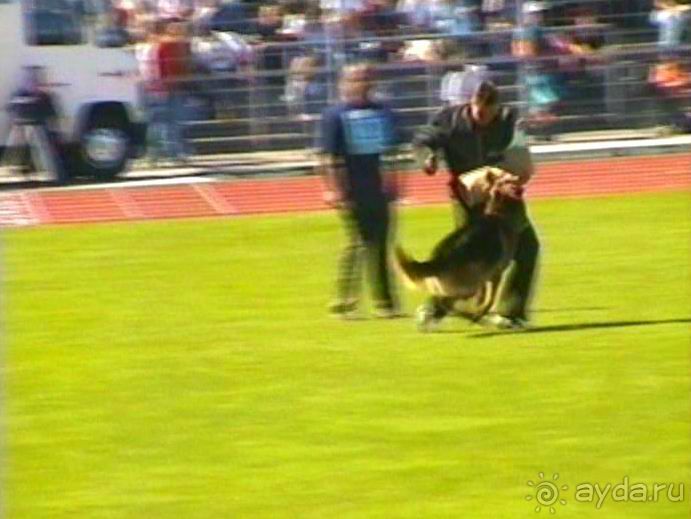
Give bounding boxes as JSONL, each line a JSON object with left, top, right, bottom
{"left": 3, "top": 66, "right": 67, "bottom": 184}
{"left": 413, "top": 81, "right": 539, "bottom": 330}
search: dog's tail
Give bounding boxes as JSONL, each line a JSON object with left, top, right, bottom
{"left": 394, "top": 245, "right": 443, "bottom": 293}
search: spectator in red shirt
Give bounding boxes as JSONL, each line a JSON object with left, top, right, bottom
{"left": 137, "top": 20, "right": 166, "bottom": 166}
{"left": 157, "top": 19, "right": 193, "bottom": 163}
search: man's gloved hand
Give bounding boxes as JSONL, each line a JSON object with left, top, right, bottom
{"left": 423, "top": 153, "right": 438, "bottom": 176}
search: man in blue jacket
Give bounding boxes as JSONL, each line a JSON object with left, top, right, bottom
{"left": 321, "top": 62, "right": 402, "bottom": 319}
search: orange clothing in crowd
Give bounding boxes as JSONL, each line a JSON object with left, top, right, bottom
{"left": 651, "top": 62, "right": 691, "bottom": 95}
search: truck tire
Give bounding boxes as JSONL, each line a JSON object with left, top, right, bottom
{"left": 79, "top": 108, "right": 132, "bottom": 180}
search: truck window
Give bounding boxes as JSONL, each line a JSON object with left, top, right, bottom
{"left": 24, "top": 0, "right": 84, "bottom": 45}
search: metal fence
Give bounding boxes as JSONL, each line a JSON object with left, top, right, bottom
{"left": 177, "top": 5, "right": 690, "bottom": 156}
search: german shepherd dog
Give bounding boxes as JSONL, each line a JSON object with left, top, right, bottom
{"left": 395, "top": 168, "right": 526, "bottom": 321}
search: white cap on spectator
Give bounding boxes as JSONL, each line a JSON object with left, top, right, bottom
{"left": 523, "top": 1, "right": 547, "bottom": 14}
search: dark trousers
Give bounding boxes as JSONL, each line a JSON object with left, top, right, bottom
{"left": 2, "top": 122, "right": 67, "bottom": 184}
{"left": 492, "top": 221, "right": 540, "bottom": 319}
{"left": 430, "top": 203, "right": 540, "bottom": 320}
{"left": 336, "top": 201, "right": 397, "bottom": 310}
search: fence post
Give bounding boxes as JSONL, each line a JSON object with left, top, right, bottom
{"left": 514, "top": 0, "right": 528, "bottom": 121}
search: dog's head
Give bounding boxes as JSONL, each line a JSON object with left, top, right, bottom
{"left": 458, "top": 167, "right": 513, "bottom": 207}
{"left": 472, "top": 167, "right": 506, "bottom": 193}
{"left": 484, "top": 172, "right": 524, "bottom": 217}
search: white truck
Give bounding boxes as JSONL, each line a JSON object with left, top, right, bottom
{"left": 0, "top": 0, "right": 146, "bottom": 179}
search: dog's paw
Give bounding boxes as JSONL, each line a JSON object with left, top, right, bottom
{"left": 416, "top": 304, "right": 442, "bottom": 332}
{"left": 479, "top": 314, "right": 530, "bottom": 331}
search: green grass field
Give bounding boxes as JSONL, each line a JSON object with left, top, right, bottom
{"left": 2, "top": 192, "right": 690, "bottom": 518}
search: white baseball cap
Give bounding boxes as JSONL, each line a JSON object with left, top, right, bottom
{"left": 523, "top": 1, "right": 548, "bottom": 14}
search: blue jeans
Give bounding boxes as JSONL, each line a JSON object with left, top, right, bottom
{"left": 158, "top": 91, "right": 188, "bottom": 160}
{"left": 144, "top": 92, "right": 167, "bottom": 161}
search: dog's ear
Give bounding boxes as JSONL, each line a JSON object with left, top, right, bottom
{"left": 479, "top": 168, "right": 500, "bottom": 194}
{"left": 484, "top": 168, "right": 502, "bottom": 185}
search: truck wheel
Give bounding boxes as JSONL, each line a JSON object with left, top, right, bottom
{"left": 80, "top": 111, "right": 131, "bottom": 180}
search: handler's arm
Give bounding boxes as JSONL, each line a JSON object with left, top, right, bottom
{"left": 321, "top": 153, "right": 346, "bottom": 207}
{"left": 382, "top": 145, "right": 405, "bottom": 201}
{"left": 319, "top": 107, "right": 347, "bottom": 206}
{"left": 412, "top": 108, "right": 451, "bottom": 175}
{"left": 382, "top": 109, "right": 405, "bottom": 200}
{"left": 498, "top": 126, "right": 535, "bottom": 184}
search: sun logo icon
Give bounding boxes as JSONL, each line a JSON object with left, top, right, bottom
{"left": 525, "top": 472, "right": 568, "bottom": 514}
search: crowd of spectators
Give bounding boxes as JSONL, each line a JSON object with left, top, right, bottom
{"left": 100, "top": 0, "right": 687, "bottom": 54}
{"left": 86, "top": 0, "right": 688, "bottom": 142}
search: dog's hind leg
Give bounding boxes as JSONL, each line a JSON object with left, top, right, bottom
{"left": 452, "top": 284, "right": 489, "bottom": 323}
{"left": 473, "top": 273, "right": 503, "bottom": 321}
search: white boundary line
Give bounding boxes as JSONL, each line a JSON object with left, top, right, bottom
{"left": 2, "top": 137, "right": 689, "bottom": 193}
{"left": 53, "top": 176, "right": 216, "bottom": 191}
{"left": 532, "top": 136, "right": 691, "bottom": 154}
{"left": 191, "top": 184, "right": 238, "bottom": 215}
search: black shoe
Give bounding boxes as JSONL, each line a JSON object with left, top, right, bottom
{"left": 328, "top": 300, "right": 359, "bottom": 319}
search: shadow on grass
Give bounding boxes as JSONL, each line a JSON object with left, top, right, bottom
{"left": 533, "top": 306, "right": 607, "bottom": 314}
{"left": 466, "top": 317, "right": 691, "bottom": 339}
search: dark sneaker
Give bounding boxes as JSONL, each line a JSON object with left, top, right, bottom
{"left": 507, "top": 317, "right": 530, "bottom": 331}
{"left": 328, "top": 300, "right": 359, "bottom": 319}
